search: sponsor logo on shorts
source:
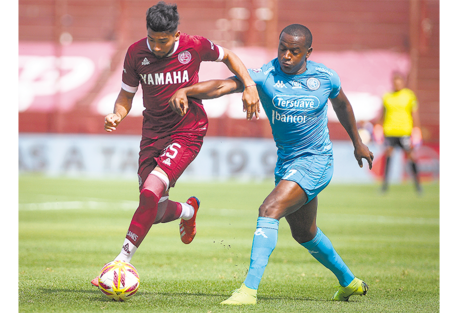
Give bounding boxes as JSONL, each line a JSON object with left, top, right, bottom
{"left": 162, "top": 158, "right": 172, "bottom": 166}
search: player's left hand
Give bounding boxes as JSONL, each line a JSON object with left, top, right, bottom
{"left": 169, "top": 89, "right": 189, "bottom": 116}
{"left": 242, "top": 85, "right": 260, "bottom": 120}
{"left": 354, "top": 143, "right": 374, "bottom": 170}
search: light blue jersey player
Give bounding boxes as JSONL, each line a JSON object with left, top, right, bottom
{"left": 251, "top": 58, "right": 338, "bottom": 158}
{"left": 170, "top": 24, "right": 374, "bottom": 305}
{"left": 249, "top": 58, "right": 340, "bottom": 203}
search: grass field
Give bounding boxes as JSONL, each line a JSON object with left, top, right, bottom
{"left": 18, "top": 176, "right": 439, "bottom": 312}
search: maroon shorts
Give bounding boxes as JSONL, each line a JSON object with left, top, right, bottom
{"left": 138, "top": 133, "right": 203, "bottom": 190}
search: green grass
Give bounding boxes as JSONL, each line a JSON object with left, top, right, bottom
{"left": 18, "top": 176, "right": 439, "bottom": 312}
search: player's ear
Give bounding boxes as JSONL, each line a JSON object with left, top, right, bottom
{"left": 306, "top": 47, "right": 313, "bottom": 59}
{"left": 174, "top": 30, "right": 181, "bottom": 41}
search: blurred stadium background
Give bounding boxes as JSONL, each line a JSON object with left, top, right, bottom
{"left": 18, "top": 0, "right": 439, "bottom": 184}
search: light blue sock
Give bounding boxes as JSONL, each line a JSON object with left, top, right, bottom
{"left": 243, "top": 217, "right": 279, "bottom": 290}
{"left": 300, "top": 228, "right": 355, "bottom": 287}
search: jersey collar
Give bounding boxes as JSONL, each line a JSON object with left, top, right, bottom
{"left": 146, "top": 39, "right": 180, "bottom": 58}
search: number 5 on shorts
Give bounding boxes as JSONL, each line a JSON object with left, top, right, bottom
{"left": 163, "top": 143, "right": 182, "bottom": 159}
{"left": 161, "top": 143, "right": 182, "bottom": 167}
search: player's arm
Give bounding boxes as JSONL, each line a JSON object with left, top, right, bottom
{"left": 104, "top": 89, "right": 135, "bottom": 132}
{"left": 330, "top": 89, "right": 374, "bottom": 169}
{"left": 221, "top": 48, "right": 260, "bottom": 120}
{"left": 169, "top": 78, "right": 243, "bottom": 116}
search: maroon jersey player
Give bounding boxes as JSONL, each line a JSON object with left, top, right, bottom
{"left": 121, "top": 31, "right": 225, "bottom": 190}
{"left": 92, "top": 1, "right": 259, "bottom": 287}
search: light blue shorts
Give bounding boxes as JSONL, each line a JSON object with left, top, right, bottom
{"left": 274, "top": 154, "right": 334, "bottom": 204}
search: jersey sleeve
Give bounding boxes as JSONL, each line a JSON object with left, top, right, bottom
{"left": 247, "top": 62, "right": 274, "bottom": 85}
{"left": 328, "top": 68, "right": 341, "bottom": 99}
{"left": 192, "top": 35, "right": 224, "bottom": 62}
{"left": 121, "top": 46, "right": 140, "bottom": 93}
{"left": 248, "top": 68, "right": 264, "bottom": 85}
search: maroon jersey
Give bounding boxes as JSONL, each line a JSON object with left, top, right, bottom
{"left": 121, "top": 33, "right": 224, "bottom": 139}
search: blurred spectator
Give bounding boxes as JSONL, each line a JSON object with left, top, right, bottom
{"left": 375, "top": 71, "right": 422, "bottom": 194}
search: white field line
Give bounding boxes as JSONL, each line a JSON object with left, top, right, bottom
{"left": 19, "top": 200, "right": 137, "bottom": 211}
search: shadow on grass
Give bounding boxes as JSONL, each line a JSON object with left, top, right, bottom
{"left": 39, "top": 287, "right": 332, "bottom": 303}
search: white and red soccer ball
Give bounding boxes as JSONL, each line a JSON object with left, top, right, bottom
{"left": 98, "top": 261, "right": 140, "bottom": 301}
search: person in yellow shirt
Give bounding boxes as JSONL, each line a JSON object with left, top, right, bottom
{"left": 377, "top": 71, "right": 422, "bottom": 194}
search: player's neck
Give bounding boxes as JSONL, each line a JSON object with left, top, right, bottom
{"left": 282, "top": 64, "right": 307, "bottom": 76}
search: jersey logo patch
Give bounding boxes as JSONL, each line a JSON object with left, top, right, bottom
{"left": 142, "top": 57, "right": 150, "bottom": 66}
{"left": 178, "top": 51, "right": 192, "bottom": 64}
{"left": 307, "top": 78, "right": 320, "bottom": 90}
{"left": 274, "top": 80, "right": 287, "bottom": 88}
{"left": 292, "top": 81, "right": 302, "bottom": 89}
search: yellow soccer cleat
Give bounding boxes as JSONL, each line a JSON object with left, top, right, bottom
{"left": 220, "top": 283, "right": 257, "bottom": 305}
{"left": 332, "top": 277, "right": 368, "bottom": 301}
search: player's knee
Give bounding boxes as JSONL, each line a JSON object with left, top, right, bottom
{"left": 291, "top": 228, "right": 315, "bottom": 244}
{"left": 258, "top": 202, "right": 283, "bottom": 220}
{"left": 139, "top": 188, "right": 158, "bottom": 211}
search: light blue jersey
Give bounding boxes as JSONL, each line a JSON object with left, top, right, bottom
{"left": 248, "top": 58, "right": 341, "bottom": 161}
{"left": 247, "top": 58, "right": 341, "bottom": 203}
{"left": 240, "top": 59, "right": 358, "bottom": 293}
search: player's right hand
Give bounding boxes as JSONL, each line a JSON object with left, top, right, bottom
{"left": 104, "top": 113, "right": 122, "bottom": 132}
{"left": 242, "top": 85, "right": 260, "bottom": 120}
{"left": 169, "top": 89, "right": 189, "bottom": 116}
{"left": 354, "top": 143, "right": 374, "bottom": 170}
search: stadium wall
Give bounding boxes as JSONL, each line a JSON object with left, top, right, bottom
{"left": 19, "top": 134, "right": 439, "bottom": 183}
{"left": 18, "top": 0, "right": 439, "bottom": 144}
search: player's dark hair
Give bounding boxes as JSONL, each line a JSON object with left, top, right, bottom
{"left": 146, "top": 1, "right": 179, "bottom": 33}
{"left": 280, "top": 24, "right": 312, "bottom": 48}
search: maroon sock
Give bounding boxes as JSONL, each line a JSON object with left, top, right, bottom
{"left": 126, "top": 173, "right": 167, "bottom": 247}
{"left": 159, "top": 200, "right": 183, "bottom": 223}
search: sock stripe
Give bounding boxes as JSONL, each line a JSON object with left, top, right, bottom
{"left": 158, "top": 196, "right": 169, "bottom": 203}
{"left": 149, "top": 171, "right": 169, "bottom": 191}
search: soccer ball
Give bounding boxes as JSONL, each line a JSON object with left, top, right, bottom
{"left": 98, "top": 260, "right": 140, "bottom": 301}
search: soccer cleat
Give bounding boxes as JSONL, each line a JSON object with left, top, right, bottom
{"left": 179, "top": 197, "right": 200, "bottom": 244}
{"left": 91, "top": 276, "right": 99, "bottom": 287}
{"left": 332, "top": 277, "right": 368, "bottom": 301}
{"left": 220, "top": 283, "right": 257, "bottom": 305}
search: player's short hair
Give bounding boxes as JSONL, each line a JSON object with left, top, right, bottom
{"left": 280, "top": 24, "right": 312, "bottom": 48}
{"left": 146, "top": 1, "right": 179, "bottom": 33}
